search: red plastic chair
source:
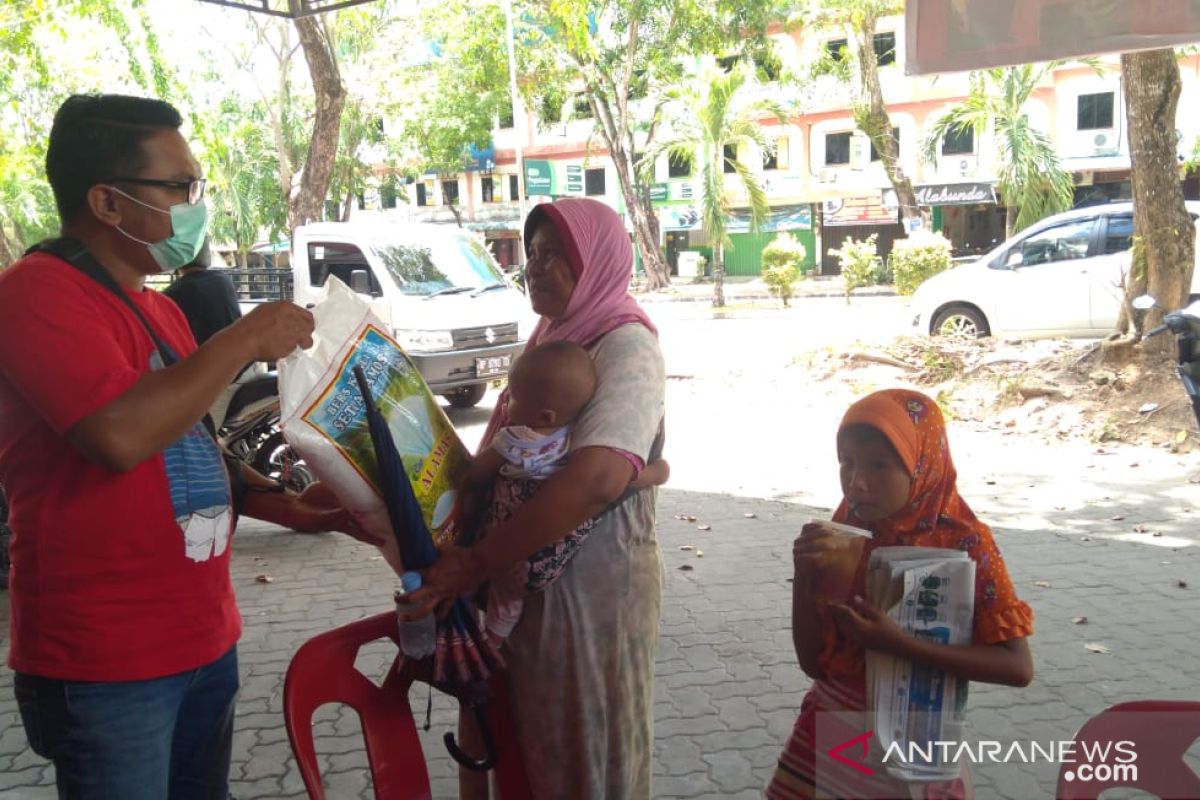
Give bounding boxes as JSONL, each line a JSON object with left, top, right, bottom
{"left": 283, "top": 611, "right": 532, "bottom": 800}
{"left": 1056, "top": 700, "right": 1200, "bottom": 800}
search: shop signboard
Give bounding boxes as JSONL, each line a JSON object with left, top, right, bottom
{"left": 822, "top": 196, "right": 899, "bottom": 227}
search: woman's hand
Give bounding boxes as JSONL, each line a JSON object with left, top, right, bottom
{"left": 792, "top": 522, "right": 866, "bottom": 600}
{"left": 399, "top": 545, "right": 489, "bottom": 619}
{"left": 829, "top": 595, "right": 905, "bottom": 653}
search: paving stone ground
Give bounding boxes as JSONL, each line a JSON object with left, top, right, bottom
{"left": 2, "top": 473, "right": 1197, "bottom": 799}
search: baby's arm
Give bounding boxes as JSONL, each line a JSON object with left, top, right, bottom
{"left": 830, "top": 596, "right": 1034, "bottom": 687}
{"left": 630, "top": 458, "right": 670, "bottom": 489}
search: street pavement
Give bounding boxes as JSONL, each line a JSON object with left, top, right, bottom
{"left": 2, "top": 295, "right": 1199, "bottom": 798}
{"left": 2, "top": 461, "right": 1196, "bottom": 799}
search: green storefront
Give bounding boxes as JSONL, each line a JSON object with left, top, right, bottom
{"left": 722, "top": 204, "right": 817, "bottom": 277}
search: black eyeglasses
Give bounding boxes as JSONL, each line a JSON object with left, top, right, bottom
{"left": 106, "top": 177, "right": 207, "bottom": 205}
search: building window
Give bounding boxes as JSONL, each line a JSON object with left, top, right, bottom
{"left": 942, "top": 125, "right": 975, "bottom": 155}
{"left": 825, "top": 132, "right": 852, "bottom": 166}
{"left": 870, "top": 128, "right": 901, "bottom": 162}
{"left": 668, "top": 151, "right": 693, "bottom": 178}
{"left": 442, "top": 179, "right": 459, "bottom": 206}
{"left": 723, "top": 144, "right": 738, "bottom": 174}
{"left": 481, "top": 176, "right": 495, "bottom": 203}
{"left": 509, "top": 174, "right": 520, "bottom": 201}
{"left": 585, "top": 168, "right": 606, "bottom": 196}
{"left": 764, "top": 137, "right": 790, "bottom": 171}
{"left": 1077, "top": 92, "right": 1115, "bottom": 130}
{"left": 873, "top": 32, "right": 896, "bottom": 66}
{"left": 826, "top": 38, "right": 849, "bottom": 62}
{"left": 572, "top": 95, "right": 592, "bottom": 120}
{"left": 498, "top": 105, "right": 514, "bottom": 130}
{"left": 416, "top": 182, "right": 428, "bottom": 207}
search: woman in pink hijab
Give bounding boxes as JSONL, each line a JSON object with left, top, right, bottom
{"left": 410, "top": 198, "right": 666, "bottom": 799}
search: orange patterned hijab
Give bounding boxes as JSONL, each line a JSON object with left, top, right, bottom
{"left": 821, "top": 390, "right": 1034, "bottom": 679}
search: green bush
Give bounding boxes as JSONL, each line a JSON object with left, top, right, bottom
{"left": 891, "top": 230, "right": 953, "bottom": 296}
{"left": 833, "top": 235, "right": 880, "bottom": 303}
{"left": 760, "top": 232, "right": 808, "bottom": 307}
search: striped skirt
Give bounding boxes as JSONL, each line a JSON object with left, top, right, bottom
{"left": 767, "top": 679, "right": 970, "bottom": 800}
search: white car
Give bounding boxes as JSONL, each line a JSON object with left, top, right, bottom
{"left": 909, "top": 202, "right": 1200, "bottom": 339}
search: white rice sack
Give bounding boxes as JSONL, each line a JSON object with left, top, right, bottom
{"left": 277, "top": 278, "right": 470, "bottom": 575}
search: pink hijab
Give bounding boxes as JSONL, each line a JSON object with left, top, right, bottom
{"left": 481, "top": 198, "right": 657, "bottom": 447}
{"left": 524, "top": 198, "right": 657, "bottom": 348}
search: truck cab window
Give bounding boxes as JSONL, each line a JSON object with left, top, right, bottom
{"left": 308, "top": 242, "right": 381, "bottom": 294}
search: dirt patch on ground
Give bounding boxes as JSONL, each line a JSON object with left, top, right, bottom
{"left": 803, "top": 336, "right": 1199, "bottom": 453}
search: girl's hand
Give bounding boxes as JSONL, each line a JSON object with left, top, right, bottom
{"left": 793, "top": 523, "right": 865, "bottom": 599}
{"left": 397, "top": 545, "right": 488, "bottom": 619}
{"left": 829, "top": 595, "right": 905, "bottom": 653}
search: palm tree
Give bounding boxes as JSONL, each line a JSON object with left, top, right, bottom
{"left": 923, "top": 64, "right": 1076, "bottom": 238}
{"left": 643, "top": 61, "right": 787, "bottom": 307}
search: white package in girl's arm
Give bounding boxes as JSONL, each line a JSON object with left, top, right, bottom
{"left": 276, "top": 278, "right": 470, "bottom": 576}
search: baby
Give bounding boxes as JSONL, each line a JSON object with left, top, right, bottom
{"left": 462, "top": 340, "right": 667, "bottom": 641}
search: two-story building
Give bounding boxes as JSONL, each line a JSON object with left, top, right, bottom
{"left": 366, "top": 15, "right": 1200, "bottom": 277}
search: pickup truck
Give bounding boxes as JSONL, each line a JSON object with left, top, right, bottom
{"left": 228, "top": 222, "right": 530, "bottom": 408}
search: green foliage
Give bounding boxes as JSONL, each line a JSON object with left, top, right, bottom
{"left": 922, "top": 64, "right": 1076, "bottom": 235}
{"left": 194, "top": 99, "right": 287, "bottom": 263}
{"left": 400, "top": 0, "right": 519, "bottom": 176}
{"left": 642, "top": 58, "right": 788, "bottom": 304}
{"left": 890, "top": 230, "right": 953, "bottom": 296}
{"left": 761, "top": 232, "right": 807, "bottom": 306}
{"left": 0, "top": 0, "right": 174, "bottom": 263}
{"left": 833, "top": 234, "right": 880, "bottom": 302}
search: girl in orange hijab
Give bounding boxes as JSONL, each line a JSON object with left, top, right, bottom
{"left": 768, "top": 389, "right": 1034, "bottom": 799}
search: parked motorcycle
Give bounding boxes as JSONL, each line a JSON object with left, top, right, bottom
{"left": 1134, "top": 294, "right": 1200, "bottom": 430}
{"left": 219, "top": 371, "right": 315, "bottom": 494}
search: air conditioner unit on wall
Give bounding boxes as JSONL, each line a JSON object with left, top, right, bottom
{"left": 818, "top": 168, "right": 838, "bottom": 183}
{"left": 1092, "top": 132, "right": 1118, "bottom": 156}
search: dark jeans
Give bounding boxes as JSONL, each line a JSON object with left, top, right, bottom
{"left": 14, "top": 646, "right": 239, "bottom": 800}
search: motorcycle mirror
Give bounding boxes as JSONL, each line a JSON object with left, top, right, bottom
{"left": 1132, "top": 294, "right": 1158, "bottom": 311}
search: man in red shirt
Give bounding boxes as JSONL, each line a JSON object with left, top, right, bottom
{"left": 0, "top": 94, "right": 374, "bottom": 798}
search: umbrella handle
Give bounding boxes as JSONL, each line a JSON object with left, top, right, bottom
{"left": 444, "top": 705, "right": 498, "bottom": 772}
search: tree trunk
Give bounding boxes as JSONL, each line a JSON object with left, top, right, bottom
{"left": 853, "top": 14, "right": 928, "bottom": 231}
{"left": 712, "top": 241, "right": 726, "bottom": 307}
{"left": 711, "top": 149, "right": 726, "bottom": 307}
{"left": 288, "top": 10, "right": 346, "bottom": 233}
{"left": 0, "top": 231, "right": 20, "bottom": 269}
{"left": 1119, "top": 49, "right": 1193, "bottom": 355}
{"left": 589, "top": 93, "right": 671, "bottom": 291}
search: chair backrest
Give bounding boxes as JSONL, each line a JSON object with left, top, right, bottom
{"left": 1055, "top": 700, "right": 1200, "bottom": 800}
{"left": 284, "top": 611, "right": 532, "bottom": 800}
{"left": 284, "top": 612, "right": 432, "bottom": 800}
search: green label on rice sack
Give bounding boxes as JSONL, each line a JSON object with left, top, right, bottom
{"left": 301, "top": 325, "right": 469, "bottom": 547}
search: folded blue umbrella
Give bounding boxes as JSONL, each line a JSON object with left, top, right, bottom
{"left": 351, "top": 365, "right": 504, "bottom": 771}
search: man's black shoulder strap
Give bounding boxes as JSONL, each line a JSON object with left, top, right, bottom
{"left": 27, "top": 237, "right": 178, "bottom": 367}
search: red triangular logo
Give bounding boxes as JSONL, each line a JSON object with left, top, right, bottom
{"left": 827, "top": 730, "right": 875, "bottom": 776}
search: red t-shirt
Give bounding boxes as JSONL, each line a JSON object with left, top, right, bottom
{"left": 0, "top": 252, "right": 240, "bottom": 681}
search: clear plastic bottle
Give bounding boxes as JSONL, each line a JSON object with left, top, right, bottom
{"left": 395, "top": 571, "right": 437, "bottom": 659}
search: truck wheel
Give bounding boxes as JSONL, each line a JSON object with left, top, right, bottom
{"left": 932, "top": 305, "right": 990, "bottom": 338}
{"left": 444, "top": 384, "right": 487, "bottom": 409}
